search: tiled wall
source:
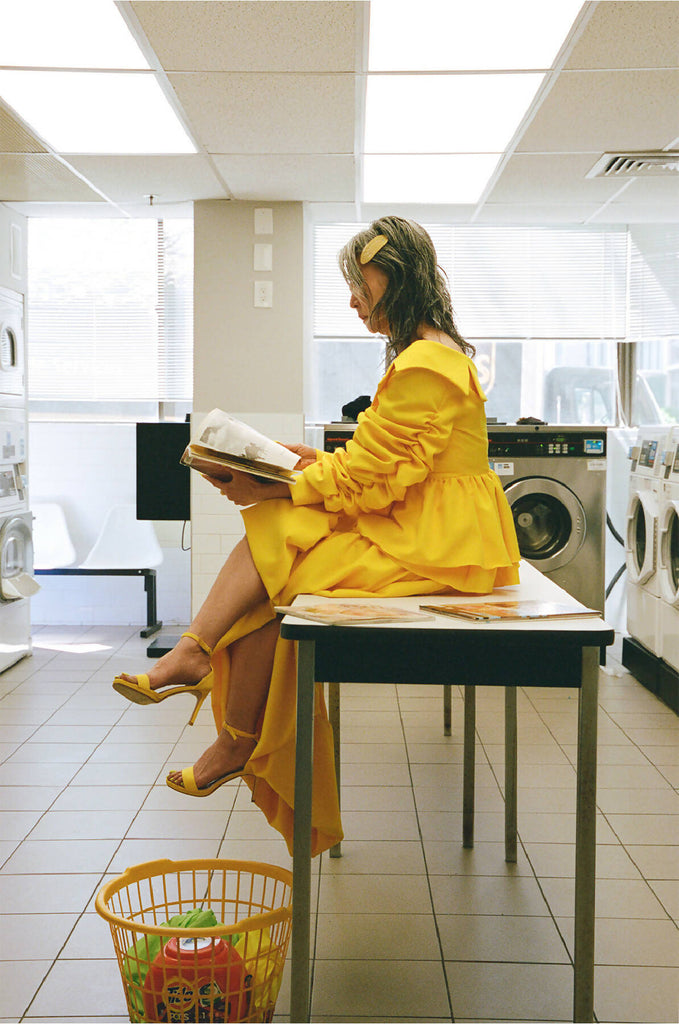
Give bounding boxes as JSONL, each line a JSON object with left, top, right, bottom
{"left": 29, "top": 420, "right": 191, "bottom": 626}
{"left": 190, "top": 411, "right": 304, "bottom": 612}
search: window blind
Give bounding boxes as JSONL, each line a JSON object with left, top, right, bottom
{"left": 629, "top": 225, "right": 679, "bottom": 340}
{"left": 28, "top": 218, "right": 193, "bottom": 403}
{"left": 314, "top": 223, "right": 628, "bottom": 342}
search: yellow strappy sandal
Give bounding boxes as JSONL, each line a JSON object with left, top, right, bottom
{"left": 112, "top": 631, "right": 213, "bottom": 726}
{"left": 165, "top": 722, "right": 258, "bottom": 797}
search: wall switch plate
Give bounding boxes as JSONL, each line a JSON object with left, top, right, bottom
{"left": 254, "top": 208, "right": 273, "bottom": 234}
{"left": 254, "top": 280, "right": 273, "bottom": 307}
{"left": 253, "top": 243, "right": 272, "bottom": 271}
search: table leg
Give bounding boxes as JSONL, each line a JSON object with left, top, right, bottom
{"left": 573, "top": 646, "right": 599, "bottom": 1023}
{"left": 505, "top": 687, "right": 517, "bottom": 863}
{"left": 328, "top": 682, "right": 342, "bottom": 858}
{"left": 443, "top": 683, "right": 452, "bottom": 736}
{"left": 290, "top": 640, "right": 316, "bottom": 1024}
{"left": 463, "top": 684, "right": 476, "bottom": 848}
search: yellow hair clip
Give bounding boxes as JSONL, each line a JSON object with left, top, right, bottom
{"left": 359, "top": 234, "right": 388, "bottom": 264}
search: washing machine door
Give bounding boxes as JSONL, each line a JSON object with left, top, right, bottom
{"left": 658, "top": 499, "right": 679, "bottom": 606}
{"left": 0, "top": 514, "right": 35, "bottom": 601}
{"left": 503, "top": 477, "right": 586, "bottom": 570}
{"left": 626, "top": 490, "right": 657, "bottom": 585}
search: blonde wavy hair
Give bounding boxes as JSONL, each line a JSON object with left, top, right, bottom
{"left": 338, "top": 216, "right": 474, "bottom": 363}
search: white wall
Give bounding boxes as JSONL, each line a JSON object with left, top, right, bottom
{"left": 191, "top": 201, "right": 305, "bottom": 611}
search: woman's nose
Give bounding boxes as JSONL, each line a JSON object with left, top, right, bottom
{"left": 349, "top": 293, "right": 359, "bottom": 309}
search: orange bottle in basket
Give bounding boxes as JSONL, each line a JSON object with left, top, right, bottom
{"left": 143, "top": 934, "right": 251, "bottom": 1022}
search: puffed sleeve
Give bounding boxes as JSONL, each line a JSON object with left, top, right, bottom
{"left": 289, "top": 364, "right": 466, "bottom": 516}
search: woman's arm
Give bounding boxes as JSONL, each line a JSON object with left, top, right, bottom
{"left": 289, "top": 366, "right": 462, "bottom": 516}
{"left": 203, "top": 443, "right": 319, "bottom": 506}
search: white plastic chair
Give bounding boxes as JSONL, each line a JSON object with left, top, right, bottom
{"left": 80, "top": 504, "right": 163, "bottom": 569}
{"left": 32, "top": 502, "right": 77, "bottom": 569}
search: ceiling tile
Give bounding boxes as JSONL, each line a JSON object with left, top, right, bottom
{"left": 3, "top": 201, "right": 135, "bottom": 218}
{"left": 615, "top": 175, "right": 679, "bottom": 202}
{"left": 65, "top": 154, "right": 228, "bottom": 204}
{"left": 486, "top": 153, "right": 622, "bottom": 203}
{"left": 588, "top": 199, "right": 679, "bottom": 223}
{"left": 564, "top": 1, "right": 679, "bottom": 70}
{"left": 131, "top": 0, "right": 360, "bottom": 72}
{"left": 212, "top": 154, "right": 355, "bottom": 201}
{"left": 0, "top": 154, "right": 104, "bottom": 201}
{"left": 517, "top": 69, "right": 679, "bottom": 153}
{"left": 169, "top": 72, "right": 355, "bottom": 154}
{"left": 0, "top": 102, "right": 47, "bottom": 154}
{"left": 475, "top": 202, "right": 607, "bottom": 224}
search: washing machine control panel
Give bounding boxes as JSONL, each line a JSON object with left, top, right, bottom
{"left": 488, "top": 431, "right": 607, "bottom": 459}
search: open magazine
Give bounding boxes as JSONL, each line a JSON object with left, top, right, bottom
{"left": 181, "top": 409, "right": 301, "bottom": 484}
{"left": 420, "top": 600, "right": 599, "bottom": 622}
{"left": 275, "top": 602, "right": 435, "bottom": 625}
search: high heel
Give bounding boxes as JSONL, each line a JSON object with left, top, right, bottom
{"left": 112, "top": 631, "right": 213, "bottom": 726}
{"left": 165, "top": 722, "right": 259, "bottom": 798}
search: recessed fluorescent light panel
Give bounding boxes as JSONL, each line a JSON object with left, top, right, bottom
{"left": 365, "top": 74, "right": 543, "bottom": 154}
{"left": 363, "top": 154, "right": 501, "bottom": 204}
{"left": 363, "top": 0, "right": 583, "bottom": 203}
{"left": 0, "top": 0, "right": 148, "bottom": 69}
{"left": 368, "top": 0, "right": 585, "bottom": 71}
{"left": 0, "top": 71, "right": 196, "bottom": 154}
{"left": 0, "top": 0, "right": 196, "bottom": 154}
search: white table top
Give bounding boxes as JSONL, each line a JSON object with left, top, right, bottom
{"left": 279, "top": 561, "right": 613, "bottom": 639}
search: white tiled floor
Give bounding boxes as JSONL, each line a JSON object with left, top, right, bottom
{"left": 0, "top": 626, "right": 677, "bottom": 1023}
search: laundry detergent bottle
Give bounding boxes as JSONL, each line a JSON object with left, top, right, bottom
{"left": 143, "top": 934, "right": 250, "bottom": 1022}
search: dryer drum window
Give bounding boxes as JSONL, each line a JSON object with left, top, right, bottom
{"left": 663, "top": 507, "right": 679, "bottom": 592}
{"left": 511, "top": 494, "right": 573, "bottom": 559}
{"left": 0, "top": 324, "right": 17, "bottom": 371}
{"left": 632, "top": 503, "right": 647, "bottom": 574}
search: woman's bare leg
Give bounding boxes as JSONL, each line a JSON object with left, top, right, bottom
{"left": 167, "top": 617, "right": 280, "bottom": 788}
{"left": 121, "top": 537, "right": 268, "bottom": 690}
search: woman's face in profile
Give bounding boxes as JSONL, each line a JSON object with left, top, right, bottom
{"left": 349, "top": 263, "right": 389, "bottom": 334}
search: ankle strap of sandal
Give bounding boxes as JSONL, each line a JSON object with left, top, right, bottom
{"left": 181, "top": 631, "right": 213, "bottom": 656}
{"left": 223, "top": 722, "right": 259, "bottom": 742}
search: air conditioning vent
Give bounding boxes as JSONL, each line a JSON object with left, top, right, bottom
{"left": 587, "top": 152, "right": 679, "bottom": 178}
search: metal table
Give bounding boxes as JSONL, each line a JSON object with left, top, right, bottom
{"left": 280, "top": 562, "right": 614, "bottom": 1023}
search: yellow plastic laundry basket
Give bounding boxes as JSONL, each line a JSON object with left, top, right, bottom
{"left": 96, "top": 858, "right": 293, "bottom": 1024}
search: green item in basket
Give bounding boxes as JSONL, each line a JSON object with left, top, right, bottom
{"left": 123, "top": 908, "right": 241, "bottom": 1022}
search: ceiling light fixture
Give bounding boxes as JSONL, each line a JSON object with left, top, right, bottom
{"left": 0, "top": 70, "right": 196, "bottom": 154}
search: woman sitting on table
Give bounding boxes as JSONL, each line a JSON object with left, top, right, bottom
{"left": 113, "top": 215, "right": 520, "bottom": 857}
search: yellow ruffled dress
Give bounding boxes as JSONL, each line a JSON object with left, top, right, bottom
{"left": 210, "top": 341, "right": 520, "bottom": 856}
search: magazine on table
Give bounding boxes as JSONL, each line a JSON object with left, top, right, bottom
{"left": 180, "top": 409, "right": 301, "bottom": 484}
{"left": 419, "top": 600, "right": 600, "bottom": 622}
{"left": 275, "top": 602, "right": 435, "bottom": 625}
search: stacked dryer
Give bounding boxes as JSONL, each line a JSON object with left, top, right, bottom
{"left": 0, "top": 286, "right": 33, "bottom": 672}
{"left": 625, "top": 427, "right": 668, "bottom": 658}
{"left": 656, "top": 426, "right": 679, "bottom": 711}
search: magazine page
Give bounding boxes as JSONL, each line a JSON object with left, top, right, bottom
{"left": 181, "top": 445, "right": 298, "bottom": 484}
{"left": 275, "top": 602, "right": 435, "bottom": 625}
{"left": 420, "top": 600, "right": 599, "bottom": 622}
{"left": 193, "top": 409, "right": 299, "bottom": 471}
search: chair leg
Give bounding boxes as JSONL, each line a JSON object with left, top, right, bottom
{"left": 328, "top": 682, "right": 342, "bottom": 858}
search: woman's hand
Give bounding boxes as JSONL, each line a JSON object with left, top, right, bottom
{"left": 203, "top": 469, "right": 290, "bottom": 506}
{"left": 283, "top": 443, "right": 318, "bottom": 470}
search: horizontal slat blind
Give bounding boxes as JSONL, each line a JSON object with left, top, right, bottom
{"left": 629, "top": 226, "right": 679, "bottom": 339}
{"left": 314, "top": 223, "right": 628, "bottom": 341}
{"left": 28, "top": 218, "right": 193, "bottom": 403}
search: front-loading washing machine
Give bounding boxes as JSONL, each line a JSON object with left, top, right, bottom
{"left": 487, "top": 425, "right": 607, "bottom": 612}
{"left": 657, "top": 426, "right": 679, "bottom": 673}
{"left": 0, "top": 413, "right": 34, "bottom": 671}
{"left": 625, "top": 427, "right": 668, "bottom": 657}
